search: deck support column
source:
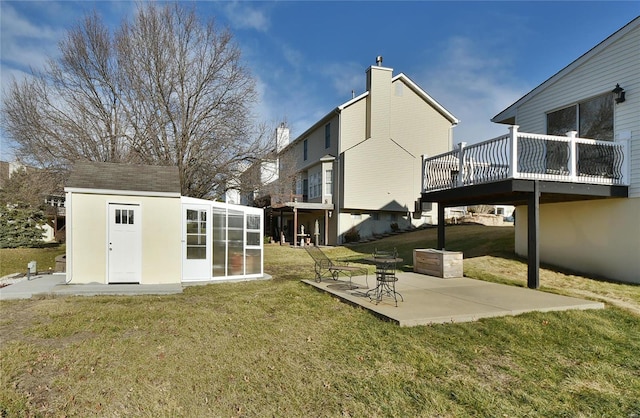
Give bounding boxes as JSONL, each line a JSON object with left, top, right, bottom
{"left": 324, "top": 210, "right": 329, "bottom": 246}
{"left": 293, "top": 207, "right": 298, "bottom": 247}
{"left": 437, "top": 203, "right": 445, "bottom": 250}
{"left": 527, "top": 181, "right": 540, "bottom": 289}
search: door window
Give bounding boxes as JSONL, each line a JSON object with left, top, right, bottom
{"left": 186, "top": 209, "right": 207, "bottom": 259}
{"left": 115, "top": 209, "right": 134, "bottom": 224}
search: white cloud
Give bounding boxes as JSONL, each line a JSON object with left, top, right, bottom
{"left": 416, "top": 36, "right": 531, "bottom": 145}
{"left": 318, "top": 61, "right": 365, "bottom": 98}
{"left": 221, "top": 2, "right": 270, "bottom": 32}
{"left": 0, "top": 3, "right": 65, "bottom": 73}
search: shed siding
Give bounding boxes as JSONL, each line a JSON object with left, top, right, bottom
{"left": 69, "top": 193, "right": 181, "bottom": 285}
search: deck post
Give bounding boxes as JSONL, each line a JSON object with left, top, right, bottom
{"left": 324, "top": 209, "right": 329, "bottom": 246}
{"left": 457, "top": 142, "right": 466, "bottom": 187}
{"left": 421, "top": 154, "right": 427, "bottom": 193}
{"left": 437, "top": 203, "right": 445, "bottom": 250}
{"left": 508, "top": 125, "right": 519, "bottom": 178}
{"left": 293, "top": 207, "right": 298, "bottom": 247}
{"left": 527, "top": 180, "right": 540, "bottom": 289}
{"left": 566, "top": 130, "right": 578, "bottom": 181}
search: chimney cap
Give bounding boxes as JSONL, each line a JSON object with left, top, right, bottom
{"left": 376, "top": 56, "right": 383, "bottom": 66}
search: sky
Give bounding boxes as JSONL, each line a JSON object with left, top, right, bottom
{"left": 1, "top": 1, "right": 639, "bottom": 161}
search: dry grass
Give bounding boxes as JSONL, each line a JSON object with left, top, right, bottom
{"left": 1, "top": 225, "right": 639, "bottom": 417}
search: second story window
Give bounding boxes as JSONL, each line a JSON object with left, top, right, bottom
{"left": 325, "top": 123, "right": 331, "bottom": 149}
{"left": 325, "top": 169, "right": 332, "bottom": 195}
{"left": 303, "top": 139, "right": 308, "bottom": 161}
{"left": 309, "top": 172, "right": 321, "bottom": 199}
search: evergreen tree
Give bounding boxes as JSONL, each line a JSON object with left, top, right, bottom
{"left": 0, "top": 204, "right": 46, "bottom": 248}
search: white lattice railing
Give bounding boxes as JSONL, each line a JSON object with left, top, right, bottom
{"left": 422, "top": 126, "right": 630, "bottom": 192}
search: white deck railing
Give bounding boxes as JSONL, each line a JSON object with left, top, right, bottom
{"left": 422, "top": 126, "right": 630, "bottom": 192}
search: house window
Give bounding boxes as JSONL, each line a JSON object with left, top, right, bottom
{"left": 309, "top": 172, "right": 322, "bottom": 199}
{"left": 325, "top": 169, "right": 333, "bottom": 195}
{"left": 295, "top": 178, "right": 303, "bottom": 196}
{"left": 303, "top": 139, "right": 308, "bottom": 160}
{"left": 325, "top": 123, "right": 331, "bottom": 149}
{"left": 546, "top": 93, "right": 614, "bottom": 174}
{"left": 546, "top": 93, "right": 613, "bottom": 140}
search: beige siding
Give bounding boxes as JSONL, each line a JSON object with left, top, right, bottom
{"left": 514, "top": 198, "right": 640, "bottom": 284}
{"left": 339, "top": 99, "right": 367, "bottom": 152}
{"left": 289, "top": 114, "right": 340, "bottom": 171}
{"left": 515, "top": 23, "right": 639, "bottom": 196}
{"left": 69, "top": 193, "right": 181, "bottom": 284}
{"left": 342, "top": 135, "right": 418, "bottom": 211}
{"left": 366, "top": 66, "right": 393, "bottom": 140}
{"left": 390, "top": 78, "right": 454, "bottom": 157}
{"left": 342, "top": 77, "right": 453, "bottom": 213}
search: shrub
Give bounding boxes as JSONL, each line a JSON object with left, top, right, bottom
{"left": 343, "top": 227, "right": 360, "bottom": 243}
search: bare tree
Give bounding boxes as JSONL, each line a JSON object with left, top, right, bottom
{"left": 235, "top": 122, "right": 301, "bottom": 207}
{"left": 2, "top": 3, "right": 268, "bottom": 198}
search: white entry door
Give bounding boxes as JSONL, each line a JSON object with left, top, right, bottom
{"left": 108, "top": 204, "right": 141, "bottom": 283}
{"left": 182, "top": 205, "right": 210, "bottom": 281}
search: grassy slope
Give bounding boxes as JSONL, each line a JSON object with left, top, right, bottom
{"left": 0, "top": 246, "right": 65, "bottom": 278}
{"left": 1, "top": 225, "right": 639, "bottom": 417}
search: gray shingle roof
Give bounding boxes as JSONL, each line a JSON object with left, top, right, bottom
{"left": 66, "top": 161, "right": 181, "bottom": 194}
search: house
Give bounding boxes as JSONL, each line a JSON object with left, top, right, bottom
{"left": 420, "top": 17, "right": 638, "bottom": 285}
{"left": 64, "top": 161, "right": 264, "bottom": 285}
{"left": 259, "top": 58, "right": 459, "bottom": 245}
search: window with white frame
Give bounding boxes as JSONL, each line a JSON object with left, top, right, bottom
{"left": 303, "top": 139, "right": 308, "bottom": 160}
{"left": 295, "top": 178, "right": 303, "bottom": 196}
{"left": 325, "top": 169, "right": 332, "bottom": 195}
{"left": 308, "top": 172, "right": 322, "bottom": 199}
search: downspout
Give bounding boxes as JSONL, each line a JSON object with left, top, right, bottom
{"left": 64, "top": 190, "right": 72, "bottom": 283}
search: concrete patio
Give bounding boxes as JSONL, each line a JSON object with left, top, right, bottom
{"left": 302, "top": 272, "right": 605, "bottom": 326}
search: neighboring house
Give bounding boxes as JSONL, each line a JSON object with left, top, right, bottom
{"left": 64, "top": 161, "right": 264, "bottom": 285}
{"left": 260, "top": 58, "right": 459, "bottom": 245}
{"left": 224, "top": 124, "right": 289, "bottom": 207}
{"left": 421, "top": 17, "right": 638, "bottom": 285}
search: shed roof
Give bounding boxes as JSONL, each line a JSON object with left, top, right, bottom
{"left": 66, "top": 161, "right": 181, "bottom": 194}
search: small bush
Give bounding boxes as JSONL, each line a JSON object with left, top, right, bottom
{"left": 390, "top": 222, "right": 399, "bottom": 232}
{"left": 343, "top": 227, "right": 360, "bottom": 243}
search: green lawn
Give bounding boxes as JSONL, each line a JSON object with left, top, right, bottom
{"left": 1, "top": 225, "right": 639, "bottom": 416}
{"left": 0, "top": 245, "right": 65, "bottom": 278}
